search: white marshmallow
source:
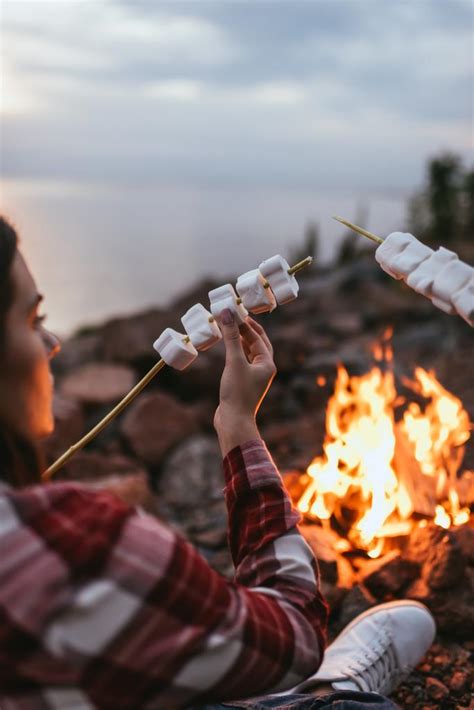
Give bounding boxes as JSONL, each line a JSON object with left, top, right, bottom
{"left": 153, "top": 328, "right": 198, "bottom": 370}
{"left": 451, "top": 275, "right": 474, "bottom": 326}
{"left": 258, "top": 254, "right": 299, "bottom": 305}
{"left": 393, "top": 241, "right": 433, "bottom": 281}
{"left": 375, "top": 232, "right": 416, "bottom": 279}
{"left": 431, "top": 297, "right": 457, "bottom": 315}
{"left": 431, "top": 258, "right": 472, "bottom": 304}
{"left": 236, "top": 269, "right": 277, "bottom": 314}
{"left": 208, "top": 284, "right": 248, "bottom": 325}
{"left": 181, "top": 304, "right": 222, "bottom": 351}
{"left": 406, "top": 247, "right": 457, "bottom": 296}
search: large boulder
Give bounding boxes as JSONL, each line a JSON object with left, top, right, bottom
{"left": 59, "top": 362, "right": 137, "bottom": 405}
{"left": 43, "top": 393, "right": 85, "bottom": 463}
{"left": 52, "top": 332, "right": 102, "bottom": 376}
{"left": 120, "top": 391, "right": 197, "bottom": 466}
{"left": 155, "top": 435, "right": 227, "bottom": 543}
{"left": 100, "top": 309, "right": 171, "bottom": 365}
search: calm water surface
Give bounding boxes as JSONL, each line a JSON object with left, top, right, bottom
{"left": 1, "top": 179, "right": 410, "bottom": 337}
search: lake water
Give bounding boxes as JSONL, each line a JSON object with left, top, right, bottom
{"left": 1, "top": 178, "right": 410, "bottom": 337}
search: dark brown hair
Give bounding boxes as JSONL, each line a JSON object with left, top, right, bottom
{"left": 0, "top": 215, "right": 43, "bottom": 486}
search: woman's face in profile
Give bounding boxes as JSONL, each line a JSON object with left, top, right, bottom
{"left": 0, "top": 251, "right": 60, "bottom": 440}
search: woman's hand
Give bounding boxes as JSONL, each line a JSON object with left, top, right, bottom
{"left": 214, "top": 309, "right": 276, "bottom": 456}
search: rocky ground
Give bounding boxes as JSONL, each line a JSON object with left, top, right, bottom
{"left": 44, "top": 238, "right": 474, "bottom": 708}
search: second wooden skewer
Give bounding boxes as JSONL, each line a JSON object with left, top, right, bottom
{"left": 333, "top": 216, "right": 384, "bottom": 244}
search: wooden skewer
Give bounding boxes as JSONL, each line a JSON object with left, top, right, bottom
{"left": 42, "top": 359, "right": 167, "bottom": 480}
{"left": 43, "top": 255, "right": 314, "bottom": 480}
{"left": 333, "top": 216, "right": 384, "bottom": 245}
{"left": 288, "top": 256, "right": 313, "bottom": 275}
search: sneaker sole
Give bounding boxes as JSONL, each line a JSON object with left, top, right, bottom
{"left": 336, "top": 599, "right": 435, "bottom": 641}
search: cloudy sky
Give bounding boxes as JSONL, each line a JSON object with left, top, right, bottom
{"left": 0, "top": 1, "right": 472, "bottom": 334}
{"left": 2, "top": 0, "right": 472, "bottom": 188}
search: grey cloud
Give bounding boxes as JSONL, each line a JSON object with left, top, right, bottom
{"left": 1, "top": 0, "right": 472, "bottom": 188}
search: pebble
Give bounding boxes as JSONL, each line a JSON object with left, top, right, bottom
{"left": 426, "top": 676, "right": 450, "bottom": 701}
{"left": 449, "top": 670, "right": 469, "bottom": 694}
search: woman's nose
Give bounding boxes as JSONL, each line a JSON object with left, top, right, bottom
{"left": 43, "top": 328, "right": 61, "bottom": 360}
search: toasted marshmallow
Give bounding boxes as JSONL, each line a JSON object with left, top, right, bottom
{"left": 406, "top": 247, "right": 457, "bottom": 296}
{"left": 208, "top": 284, "right": 248, "bottom": 325}
{"left": 259, "top": 254, "right": 299, "bottom": 304}
{"left": 236, "top": 269, "right": 277, "bottom": 314}
{"left": 375, "top": 232, "right": 418, "bottom": 279}
{"left": 451, "top": 275, "right": 474, "bottom": 326}
{"left": 181, "top": 304, "right": 222, "bottom": 351}
{"left": 153, "top": 328, "right": 198, "bottom": 370}
{"left": 432, "top": 258, "right": 472, "bottom": 304}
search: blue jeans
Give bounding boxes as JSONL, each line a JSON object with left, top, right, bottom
{"left": 194, "top": 690, "right": 398, "bottom": 709}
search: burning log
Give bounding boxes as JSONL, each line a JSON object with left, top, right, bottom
{"left": 393, "top": 426, "right": 437, "bottom": 517}
{"left": 358, "top": 549, "right": 419, "bottom": 597}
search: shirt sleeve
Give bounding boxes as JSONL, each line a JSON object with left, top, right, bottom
{"left": 3, "top": 440, "right": 328, "bottom": 709}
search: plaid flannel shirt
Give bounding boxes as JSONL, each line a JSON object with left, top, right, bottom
{"left": 0, "top": 439, "right": 328, "bottom": 709}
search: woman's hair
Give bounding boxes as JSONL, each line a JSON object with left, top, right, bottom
{"left": 0, "top": 215, "right": 43, "bottom": 486}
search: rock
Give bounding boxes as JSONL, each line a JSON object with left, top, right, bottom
{"left": 327, "top": 313, "right": 364, "bottom": 336}
{"left": 120, "top": 391, "right": 197, "bottom": 466}
{"left": 155, "top": 435, "right": 227, "bottom": 540}
{"left": 423, "top": 533, "right": 465, "bottom": 591}
{"left": 192, "top": 527, "right": 228, "bottom": 550}
{"left": 320, "top": 580, "right": 348, "bottom": 617}
{"left": 449, "top": 670, "right": 470, "bottom": 694}
{"left": 406, "top": 568, "right": 474, "bottom": 639}
{"left": 454, "top": 524, "right": 474, "bottom": 564}
{"left": 300, "top": 525, "right": 341, "bottom": 584}
{"left": 87, "top": 472, "right": 155, "bottom": 511}
{"left": 360, "top": 550, "right": 419, "bottom": 598}
{"left": 205, "top": 548, "right": 234, "bottom": 578}
{"left": 101, "top": 309, "right": 171, "bottom": 365}
{"left": 426, "top": 677, "right": 450, "bottom": 701}
{"left": 52, "top": 332, "right": 101, "bottom": 375}
{"left": 60, "top": 362, "right": 137, "bottom": 405}
{"left": 43, "top": 393, "right": 85, "bottom": 462}
{"left": 405, "top": 524, "right": 442, "bottom": 564}
{"left": 336, "top": 584, "right": 376, "bottom": 631}
{"left": 59, "top": 451, "right": 147, "bottom": 483}
{"left": 405, "top": 523, "right": 465, "bottom": 590}
{"left": 270, "top": 322, "right": 325, "bottom": 374}
{"left": 260, "top": 414, "right": 325, "bottom": 472}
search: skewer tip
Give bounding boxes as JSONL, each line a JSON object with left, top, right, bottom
{"left": 332, "top": 216, "right": 383, "bottom": 245}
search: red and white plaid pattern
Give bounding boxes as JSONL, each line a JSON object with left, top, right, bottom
{"left": 0, "top": 439, "right": 327, "bottom": 708}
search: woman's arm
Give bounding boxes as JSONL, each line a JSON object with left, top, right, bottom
{"left": 0, "top": 313, "right": 327, "bottom": 708}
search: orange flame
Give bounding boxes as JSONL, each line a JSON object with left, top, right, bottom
{"left": 298, "top": 355, "right": 471, "bottom": 556}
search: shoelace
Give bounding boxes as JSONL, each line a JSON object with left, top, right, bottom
{"left": 345, "top": 628, "right": 409, "bottom": 696}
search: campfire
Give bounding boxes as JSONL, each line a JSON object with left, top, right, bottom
{"left": 295, "top": 330, "right": 472, "bottom": 559}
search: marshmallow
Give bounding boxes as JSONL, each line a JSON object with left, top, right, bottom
{"left": 432, "top": 258, "right": 472, "bottom": 304}
{"left": 181, "top": 304, "right": 222, "bottom": 351}
{"left": 236, "top": 269, "right": 277, "bottom": 314}
{"left": 406, "top": 247, "right": 457, "bottom": 297}
{"left": 258, "top": 254, "right": 299, "bottom": 305}
{"left": 153, "top": 328, "right": 198, "bottom": 370}
{"left": 208, "top": 284, "right": 248, "bottom": 325}
{"left": 451, "top": 275, "right": 474, "bottom": 326}
{"left": 431, "top": 297, "right": 457, "bottom": 315}
{"left": 375, "top": 232, "right": 416, "bottom": 279}
{"left": 393, "top": 242, "right": 433, "bottom": 281}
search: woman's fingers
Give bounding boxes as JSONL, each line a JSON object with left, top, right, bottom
{"left": 238, "top": 321, "right": 269, "bottom": 360}
{"left": 241, "top": 337, "right": 252, "bottom": 361}
{"left": 244, "top": 317, "right": 274, "bottom": 356}
{"left": 218, "top": 309, "right": 247, "bottom": 364}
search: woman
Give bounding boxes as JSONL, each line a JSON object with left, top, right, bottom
{"left": 0, "top": 215, "right": 435, "bottom": 709}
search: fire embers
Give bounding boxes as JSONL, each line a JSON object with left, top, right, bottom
{"left": 296, "top": 339, "right": 471, "bottom": 559}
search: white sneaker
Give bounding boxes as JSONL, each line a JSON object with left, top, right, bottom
{"left": 294, "top": 600, "right": 436, "bottom": 697}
